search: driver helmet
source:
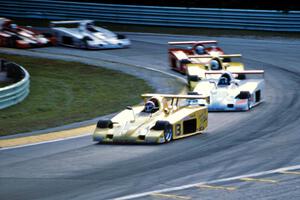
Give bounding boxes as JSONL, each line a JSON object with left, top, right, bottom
{"left": 195, "top": 45, "right": 205, "bottom": 54}
{"left": 144, "top": 98, "right": 159, "bottom": 113}
{"left": 218, "top": 77, "right": 228, "bottom": 85}
{"left": 10, "top": 24, "right": 17, "bottom": 29}
{"left": 210, "top": 60, "right": 220, "bottom": 70}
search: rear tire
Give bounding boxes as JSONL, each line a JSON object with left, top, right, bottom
{"left": 8, "top": 36, "right": 17, "bottom": 48}
{"left": 187, "top": 75, "right": 199, "bottom": 89}
{"left": 81, "top": 36, "right": 90, "bottom": 49}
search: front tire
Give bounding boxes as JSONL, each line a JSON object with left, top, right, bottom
{"left": 7, "top": 36, "right": 17, "bottom": 48}
{"left": 153, "top": 121, "right": 173, "bottom": 143}
{"left": 164, "top": 125, "right": 173, "bottom": 143}
{"left": 81, "top": 36, "right": 90, "bottom": 49}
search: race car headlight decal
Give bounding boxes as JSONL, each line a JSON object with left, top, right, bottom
{"left": 226, "top": 96, "right": 235, "bottom": 101}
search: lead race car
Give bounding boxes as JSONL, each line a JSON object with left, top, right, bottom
{"left": 0, "top": 18, "right": 55, "bottom": 48}
{"left": 50, "top": 20, "right": 131, "bottom": 49}
{"left": 168, "top": 40, "right": 225, "bottom": 74}
{"left": 93, "top": 94, "right": 209, "bottom": 144}
{"left": 191, "top": 70, "right": 265, "bottom": 111}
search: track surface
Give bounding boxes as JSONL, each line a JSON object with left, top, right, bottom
{"left": 1, "top": 33, "right": 300, "bottom": 200}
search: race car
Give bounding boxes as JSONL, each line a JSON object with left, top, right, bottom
{"left": 168, "top": 40, "right": 224, "bottom": 74}
{"left": 191, "top": 70, "right": 265, "bottom": 111}
{"left": 93, "top": 93, "right": 209, "bottom": 144}
{"left": 186, "top": 54, "right": 245, "bottom": 89}
{"left": 50, "top": 20, "right": 131, "bottom": 49}
{"left": 0, "top": 18, "right": 55, "bottom": 48}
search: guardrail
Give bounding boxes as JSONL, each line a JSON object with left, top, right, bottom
{"left": 0, "top": 0, "right": 300, "bottom": 32}
{"left": 0, "top": 60, "right": 30, "bottom": 110}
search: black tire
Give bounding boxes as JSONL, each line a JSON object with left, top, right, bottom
{"left": 187, "top": 75, "right": 200, "bottom": 88}
{"left": 152, "top": 121, "right": 173, "bottom": 143}
{"left": 81, "top": 36, "right": 90, "bottom": 49}
{"left": 7, "top": 36, "right": 17, "bottom": 48}
{"left": 164, "top": 124, "right": 173, "bottom": 143}
{"left": 97, "top": 119, "right": 113, "bottom": 129}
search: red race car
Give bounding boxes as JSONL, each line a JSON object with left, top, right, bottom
{"left": 168, "top": 40, "right": 224, "bottom": 74}
{"left": 0, "top": 18, "right": 56, "bottom": 48}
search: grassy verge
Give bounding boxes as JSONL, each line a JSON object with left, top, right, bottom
{"left": 12, "top": 17, "right": 300, "bottom": 39}
{"left": 0, "top": 54, "right": 153, "bottom": 136}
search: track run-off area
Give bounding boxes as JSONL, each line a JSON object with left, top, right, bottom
{"left": 0, "top": 33, "right": 300, "bottom": 200}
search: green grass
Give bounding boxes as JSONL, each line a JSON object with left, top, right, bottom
{"left": 0, "top": 54, "right": 153, "bottom": 136}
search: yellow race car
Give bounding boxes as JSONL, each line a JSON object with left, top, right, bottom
{"left": 186, "top": 54, "right": 245, "bottom": 89}
{"left": 93, "top": 94, "right": 209, "bottom": 144}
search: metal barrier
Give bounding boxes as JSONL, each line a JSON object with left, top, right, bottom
{"left": 0, "top": 60, "right": 30, "bottom": 110}
{"left": 0, "top": 0, "right": 299, "bottom": 32}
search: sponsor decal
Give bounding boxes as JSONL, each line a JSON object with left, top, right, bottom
{"left": 236, "top": 99, "right": 247, "bottom": 105}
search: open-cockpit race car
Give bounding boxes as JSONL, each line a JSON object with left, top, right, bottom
{"left": 168, "top": 40, "right": 224, "bottom": 74}
{"left": 93, "top": 94, "right": 209, "bottom": 144}
{"left": 0, "top": 18, "right": 55, "bottom": 48}
{"left": 186, "top": 54, "right": 245, "bottom": 89}
{"left": 191, "top": 70, "right": 265, "bottom": 111}
{"left": 50, "top": 20, "right": 131, "bottom": 49}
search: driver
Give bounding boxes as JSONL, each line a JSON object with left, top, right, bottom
{"left": 210, "top": 60, "right": 221, "bottom": 70}
{"left": 218, "top": 77, "right": 229, "bottom": 86}
{"left": 195, "top": 45, "right": 205, "bottom": 55}
{"left": 144, "top": 98, "right": 159, "bottom": 113}
{"left": 218, "top": 73, "right": 231, "bottom": 86}
{"left": 10, "top": 24, "right": 17, "bottom": 30}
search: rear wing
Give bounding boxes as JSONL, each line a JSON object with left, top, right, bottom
{"left": 188, "top": 54, "right": 242, "bottom": 59}
{"left": 168, "top": 40, "right": 217, "bottom": 45}
{"left": 205, "top": 70, "right": 264, "bottom": 75}
{"left": 141, "top": 93, "right": 210, "bottom": 104}
{"left": 50, "top": 20, "right": 94, "bottom": 27}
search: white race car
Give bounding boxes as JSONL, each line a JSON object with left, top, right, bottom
{"left": 50, "top": 20, "right": 131, "bottom": 49}
{"left": 191, "top": 70, "right": 265, "bottom": 111}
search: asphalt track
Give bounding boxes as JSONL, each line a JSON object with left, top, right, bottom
{"left": 1, "top": 33, "right": 300, "bottom": 200}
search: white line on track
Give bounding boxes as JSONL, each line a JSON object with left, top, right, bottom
{"left": 0, "top": 133, "right": 91, "bottom": 151}
{"left": 113, "top": 164, "right": 300, "bottom": 200}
